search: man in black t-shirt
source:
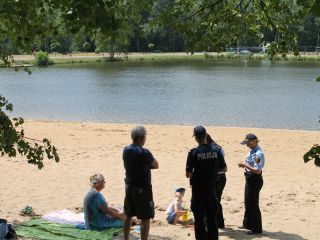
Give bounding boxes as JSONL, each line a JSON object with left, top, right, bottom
{"left": 186, "top": 125, "right": 227, "bottom": 240}
{"left": 123, "top": 126, "right": 159, "bottom": 240}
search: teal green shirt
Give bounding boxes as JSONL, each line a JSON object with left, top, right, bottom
{"left": 83, "top": 189, "right": 123, "bottom": 230}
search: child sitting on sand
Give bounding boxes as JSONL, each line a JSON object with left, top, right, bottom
{"left": 166, "top": 187, "right": 188, "bottom": 224}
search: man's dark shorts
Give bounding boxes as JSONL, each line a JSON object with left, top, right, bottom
{"left": 124, "top": 184, "right": 155, "bottom": 220}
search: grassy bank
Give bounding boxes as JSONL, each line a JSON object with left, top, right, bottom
{"left": 203, "top": 52, "right": 320, "bottom": 61}
{"left": 3, "top": 52, "right": 320, "bottom": 67}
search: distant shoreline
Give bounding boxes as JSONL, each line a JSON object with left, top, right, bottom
{"left": 7, "top": 51, "right": 320, "bottom": 66}
{"left": 23, "top": 119, "right": 320, "bottom": 133}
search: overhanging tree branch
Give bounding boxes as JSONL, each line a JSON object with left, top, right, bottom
{"left": 259, "top": 0, "right": 279, "bottom": 41}
{"left": 185, "top": 0, "right": 224, "bottom": 20}
{"left": 0, "top": 95, "right": 59, "bottom": 169}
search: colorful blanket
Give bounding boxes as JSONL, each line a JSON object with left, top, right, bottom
{"left": 16, "top": 219, "right": 122, "bottom": 240}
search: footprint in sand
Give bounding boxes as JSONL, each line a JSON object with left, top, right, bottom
{"left": 230, "top": 209, "right": 240, "bottom": 214}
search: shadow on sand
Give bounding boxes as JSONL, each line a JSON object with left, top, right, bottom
{"left": 146, "top": 235, "right": 173, "bottom": 240}
{"left": 220, "top": 227, "right": 307, "bottom": 240}
{"left": 114, "top": 233, "right": 173, "bottom": 240}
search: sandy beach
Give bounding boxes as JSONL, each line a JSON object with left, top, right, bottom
{"left": 0, "top": 120, "right": 319, "bottom": 240}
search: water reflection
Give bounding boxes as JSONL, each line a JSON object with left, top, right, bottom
{"left": 0, "top": 59, "right": 319, "bottom": 130}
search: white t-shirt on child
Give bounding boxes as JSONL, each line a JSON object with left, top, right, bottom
{"left": 166, "top": 197, "right": 183, "bottom": 215}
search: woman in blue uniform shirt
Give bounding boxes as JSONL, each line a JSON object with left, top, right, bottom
{"left": 238, "top": 133, "right": 265, "bottom": 235}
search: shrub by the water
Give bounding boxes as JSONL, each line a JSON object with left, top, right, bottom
{"left": 35, "top": 51, "right": 52, "bottom": 66}
{"left": 317, "top": 76, "right": 320, "bottom": 82}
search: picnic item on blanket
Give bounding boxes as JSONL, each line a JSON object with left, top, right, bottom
{"left": 42, "top": 209, "right": 84, "bottom": 225}
{"left": 19, "top": 205, "right": 41, "bottom": 217}
{"left": 19, "top": 206, "right": 33, "bottom": 216}
{"left": 16, "top": 219, "right": 122, "bottom": 240}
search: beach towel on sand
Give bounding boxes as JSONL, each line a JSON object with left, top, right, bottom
{"left": 16, "top": 219, "right": 122, "bottom": 240}
{"left": 42, "top": 209, "right": 84, "bottom": 225}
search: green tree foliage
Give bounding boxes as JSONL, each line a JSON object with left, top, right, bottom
{"left": 298, "top": 14, "right": 320, "bottom": 47}
{"left": 50, "top": 42, "right": 62, "bottom": 52}
{"left": 69, "top": 42, "right": 80, "bottom": 52}
{"left": 304, "top": 145, "right": 320, "bottom": 167}
{"left": 0, "top": 96, "right": 59, "bottom": 169}
{"left": 0, "top": 0, "right": 59, "bottom": 61}
{"left": 82, "top": 42, "right": 91, "bottom": 51}
{"left": 128, "top": 0, "right": 185, "bottom": 52}
{"left": 95, "top": 28, "right": 131, "bottom": 59}
{"left": 0, "top": 0, "right": 153, "bottom": 64}
{"left": 60, "top": 0, "right": 153, "bottom": 57}
{"left": 158, "top": 0, "right": 319, "bottom": 56}
{"left": 1, "top": 1, "right": 320, "bottom": 55}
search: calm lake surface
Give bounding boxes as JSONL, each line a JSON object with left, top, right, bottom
{"left": 0, "top": 59, "right": 319, "bottom": 130}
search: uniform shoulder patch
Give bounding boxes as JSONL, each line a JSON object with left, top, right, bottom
{"left": 255, "top": 157, "right": 260, "bottom": 163}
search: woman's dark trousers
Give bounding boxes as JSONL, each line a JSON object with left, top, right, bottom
{"left": 243, "top": 172, "right": 263, "bottom": 233}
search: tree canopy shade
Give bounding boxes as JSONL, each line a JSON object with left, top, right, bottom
{"left": 1, "top": 0, "right": 320, "bottom": 59}
{"left": 0, "top": 0, "right": 153, "bottom": 63}
{"left": 158, "top": 0, "right": 320, "bottom": 57}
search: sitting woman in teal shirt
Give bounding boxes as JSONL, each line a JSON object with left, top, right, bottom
{"left": 82, "top": 174, "right": 125, "bottom": 230}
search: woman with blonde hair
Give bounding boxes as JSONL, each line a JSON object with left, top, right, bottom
{"left": 82, "top": 174, "right": 125, "bottom": 230}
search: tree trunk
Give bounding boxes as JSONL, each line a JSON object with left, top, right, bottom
{"left": 136, "top": 32, "right": 140, "bottom": 52}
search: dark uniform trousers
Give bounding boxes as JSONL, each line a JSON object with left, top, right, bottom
{"left": 216, "top": 173, "right": 226, "bottom": 228}
{"left": 191, "top": 183, "right": 218, "bottom": 240}
{"left": 243, "top": 172, "right": 263, "bottom": 233}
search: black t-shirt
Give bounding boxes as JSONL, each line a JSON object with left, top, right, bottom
{"left": 123, "top": 144, "right": 155, "bottom": 188}
{"left": 186, "top": 144, "right": 226, "bottom": 188}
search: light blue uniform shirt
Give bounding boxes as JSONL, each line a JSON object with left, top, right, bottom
{"left": 245, "top": 146, "right": 265, "bottom": 172}
{"left": 83, "top": 189, "right": 123, "bottom": 230}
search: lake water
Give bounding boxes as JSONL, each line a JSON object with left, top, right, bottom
{"left": 0, "top": 59, "right": 319, "bottom": 130}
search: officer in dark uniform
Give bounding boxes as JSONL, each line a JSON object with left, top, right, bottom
{"left": 207, "top": 134, "right": 227, "bottom": 229}
{"left": 238, "top": 133, "right": 265, "bottom": 235}
{"left": 186, "top": 126, "right": 227, "bottom": 240}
